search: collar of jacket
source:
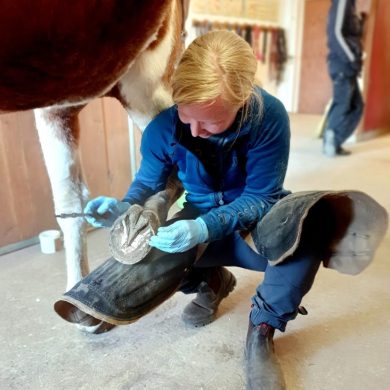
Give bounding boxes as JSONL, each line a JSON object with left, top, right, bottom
{"left": 171, "top": 105, "right": 253, "bottom": 148}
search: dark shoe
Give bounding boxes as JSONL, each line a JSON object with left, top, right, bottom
{"left": 336, "top": 146, "right": 351, "bottom": 156}
{"left": 323, "top": 129, "right": 337, "bottom": 157}
{"left": 246, "top": 321, "right": 286, "bottom": 390}
{"left": 323, "top": 130, "right": 351, "bottom": 157}
{"left": 182, "top": 267, "right": 236, "bottom": 327}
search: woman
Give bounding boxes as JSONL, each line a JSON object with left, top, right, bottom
{"left": 84, "top": 29, "right": 304, "bottom": 389}
{"left": 59, "top": 31, "right": 387, "bottom": 389}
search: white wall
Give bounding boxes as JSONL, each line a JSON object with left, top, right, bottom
{"left": 276, "top": 0, "right": 305, "bottom": 112}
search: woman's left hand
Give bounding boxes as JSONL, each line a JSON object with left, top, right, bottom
{"left": 149, "top": 218, "right": 209, "bottom": 253}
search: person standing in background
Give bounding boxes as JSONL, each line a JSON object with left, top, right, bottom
{"left": 323, "top": 0, "right": 366, "bottom": 157}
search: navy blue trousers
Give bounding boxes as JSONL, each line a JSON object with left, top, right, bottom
{"left": 326, "top": 70, "right": 364, "bottom": 148}
{"left": 174, "top": 204, "right": 325, "bottom": 332}
{"left": 194, "top": 232, "right": 322, "bottom": 331}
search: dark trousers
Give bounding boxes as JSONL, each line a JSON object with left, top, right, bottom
{"left": 194, "top": 232, "right": 321, "bottom": 332}
{"left": 326, "top": 70, "right": 364, "bottom": 148}
{"left": 178, "top": 205, "right": 323, "bottom": 332}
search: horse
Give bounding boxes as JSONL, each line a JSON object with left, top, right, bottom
{"left": 0, "top": 0, "right": 188, "bottom": 325}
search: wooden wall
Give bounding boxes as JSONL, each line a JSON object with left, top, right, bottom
{"left": 0, "top": 110, "right": 55, "bottom": 246}
{"left": 298, "top": 0, "right": 332, "bottom": 114}
{"left": 362, "top": 0, "right": 390, "bottom": 134}
{"left": 0, "top": 98, "right": 138, "bottom": 248}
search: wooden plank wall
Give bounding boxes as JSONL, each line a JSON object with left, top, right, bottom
{"left": 298, "top": 0, "right": 332, "bottom": 114}
{"left": 0, "top": 98, "right": 136, "bottom": 248}
{"left": 0, "top": 110, "right": 55, "bottom": 246}
{"left": 362, "top": 0, "right": 390, "bottom": 133}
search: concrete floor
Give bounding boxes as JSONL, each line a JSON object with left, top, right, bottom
{"left": 1, "top": 114, "right": 389, "bottom": 390}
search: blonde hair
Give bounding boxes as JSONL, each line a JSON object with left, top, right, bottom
{"left": 172, "top": 30, "right": 259, "bottom": 113}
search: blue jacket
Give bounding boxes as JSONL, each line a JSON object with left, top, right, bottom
{"left": 124, "top": 88, "right": 290, "bottom": 241}
{"left": 327, "top": 0, "right": 364, "bottom": 76}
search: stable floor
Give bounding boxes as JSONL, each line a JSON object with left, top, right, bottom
{"left": 1, "top": 114, "right": 389, "bottom": 390}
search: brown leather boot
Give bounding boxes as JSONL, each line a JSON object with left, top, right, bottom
{"left": 181, "top": 267, "right": 236, "bottom": 327}
{"left": 246, "top": 321, "right": 286, "bottom": 390}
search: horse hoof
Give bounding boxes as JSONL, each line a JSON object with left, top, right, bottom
{"left": 77, "top": 321, "right": 116, "bottom": 334}
{"left": 55, "top": 299, "right": 115, "bottom": 334}
{"left": 109, "top": 204, "right": 159, "bottom": 264}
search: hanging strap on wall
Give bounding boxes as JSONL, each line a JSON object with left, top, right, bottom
{"left": 192, "top": 19, "right": 288, "bottom": 84}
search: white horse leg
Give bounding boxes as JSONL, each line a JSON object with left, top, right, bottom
{"left": 117, "top": 0, "right": 181, "bottom": 129}
{"left": 34, "top": 106, "right": 89, "bottom": 292}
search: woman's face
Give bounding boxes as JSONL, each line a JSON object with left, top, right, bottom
{"left": 177, "top": 96, "right": 240, "bottom": 138}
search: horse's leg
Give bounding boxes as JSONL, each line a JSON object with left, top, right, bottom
{"left": 113, "top": 0, "right": 184, "bottom": 224}
{"left": 116, "top": 0, "right": 183, "bottom": 129}
{"left": 35, "top": 107, "right": 116, "bottom": 334}
{"left": 34, "top": 106, "right": 89, "bottom": 291}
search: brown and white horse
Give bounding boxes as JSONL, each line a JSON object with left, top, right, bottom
{"left": 0, "top": 1, "right": 187, "bottom": 299}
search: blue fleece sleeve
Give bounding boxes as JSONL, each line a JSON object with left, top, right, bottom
{"left": 200, "top": 96, "right": 290, "bottom": 241}
{"left": 123, "top": 111, "right": 174, "bottom": 205}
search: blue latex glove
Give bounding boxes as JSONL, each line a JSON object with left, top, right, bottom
{"left": 149, "top": 218, "right": 209, "bottom": 253}
{"left": 84, "top": 196, "right": 130, "bottom": 228}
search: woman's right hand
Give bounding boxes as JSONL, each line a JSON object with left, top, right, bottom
{"left": 83, "top": 196, "right": 130, "bottom": 228}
